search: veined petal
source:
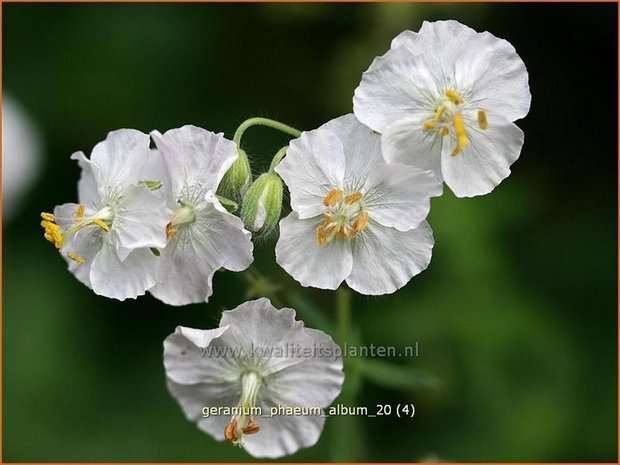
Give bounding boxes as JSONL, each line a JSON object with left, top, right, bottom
{"left": 90, "top": 242, "right": 158, "bottom": 300}
{"left": 381, "top": 113, "right": 444, "bottom": 180}
{"left": 353, "top": 46, "right": 439, "bottom": 132}
{"left": 276, "top": 213, "right": 352, "bottom": 290}
{"left": 347, "top": 220, "right": 434, "bottom": 295}
{"left": 364, "top": 163, "right": 442, "bottom": 231}
{"left": 70, "top": 151, "right": 100, "bottom": 206}
{"left": 89, "top": 129, "right": 152, "bottom": 196}
{"left": 441, "top": 112, "right": 524, "bottom": 197}
{"left": 454, "top": 31, "right": 531, "bottom": 122}
{"left": 320, "top": 114, "right": 382, "bottom": 191}
{"left": 164, "top": 325, "right": 239, "bottom": 386}
{"left": 113, "top": 184, "right": 169, "bottom": 255}
{"left": 275, "top": 125, "right": 346, "bottom": 219}
{"left": 151, "top": 125, "right": 238, "bottom": 205}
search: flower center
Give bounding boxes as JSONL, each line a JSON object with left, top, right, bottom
{"left": 224, "top": 371, "right": 262, "bottom": 447}
{"left": 423, "top": 89, "right": 489, "bottom": 157}
{"left": 166, "top": 203, "right": 196, "bottom": 239}
{"left": 316, "top": 189, "right": 369, "bottom": 246}
{"left": 40, "top": 204, "right": 114, "bottom": 264}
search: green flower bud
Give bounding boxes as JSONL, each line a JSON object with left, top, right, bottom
{"left": 217, "top": 149, "right": 251, "bottom": 202}
{"left": 240, "top": 172, "right": 283, "bottom": 236}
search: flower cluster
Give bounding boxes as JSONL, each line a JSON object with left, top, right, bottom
{"left": 40, "top": 20, "right": 530, "bottom": 458}
{"left": 41, "top": 126, "right": 253, "bottom": 303}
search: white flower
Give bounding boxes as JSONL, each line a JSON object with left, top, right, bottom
{"left": 353, "top": 20, "right": 531, "bottom": 197}
{"left": 163, "top": 298, "right": 344, "bottom": 458}
{"left": 2, "top": 94, "right": 43, "bottom": 221}
{"left": 149, "top": 125, "right": 254, "bottom": 306}
{"left": 41, "top": 129, "right": 169, "bottom": 300}
{"left": 275, "top": 114, "right": 441, "bottom": 295}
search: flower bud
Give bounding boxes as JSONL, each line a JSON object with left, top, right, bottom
{"left": 217, "top": 149, "right": 251, "bottom": 202}
{"left": 240, "top": 172, "right": 283, "bottom": 235}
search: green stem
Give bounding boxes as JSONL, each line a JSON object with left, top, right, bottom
{"left": 336, "top": 287, "right": 352, "bottom": 345}
{"left": 233, "top": 117, "right": 301, "bottom": 147}
{"left": 268, "top": 146, "right": 288, "bottom": 172}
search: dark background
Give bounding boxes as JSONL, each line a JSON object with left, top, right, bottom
{"left": 3, "top": 3, "right": 617, "bottom": 462}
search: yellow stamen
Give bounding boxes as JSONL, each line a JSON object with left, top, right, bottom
{"left": 434, "top": 105, "right": 447, "bottom": 123}
{"left": 478, "top": 110, "right": 488, "bottom": 130}
{"left": 67, "top": 252, "right": 85, "bottom": 264}
{"left": 344, "top": 192, "right": 362, "bottom": 206}
{"left": 423, "top": 120, "right": 435, "bottom": 130}
{"left": 352, "top": 211, "right": 369, "bottom": 235}
{"left": 224, "top": 419, "right": 238, "bottom": 444}
{"left": 451, "top": 114, "right": 468, "bottom": 157}
{"left": 40, "top": 218, "right": 64, "bottom": 249}
{"left": 316, "top": 225, "right": 328, "bottom": 246}
{"left": 41, "top": 212, "right": 55, "bottom": 221}
{"left": 242, "top": 418, "right": 260, "bottom": 435}
{"left": 323, "top": 189, "right": 343, "bottom": 207}
{"left": 445, "top": 89, "right": 463, "bottom": 105}
{"left": 93, "top": 219, "right": 110, "bottom": 232}
{"left": 166, "top": 223, "right": 178, "bottom": 239}
{"left": 438, "top": 127, "right": 449, "bottom": 137}
{"left": 74, "top": 204, "right": 85, "bottom": 220}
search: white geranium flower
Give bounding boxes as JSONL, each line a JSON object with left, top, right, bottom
{"left": 275, "top": 114, "right": 441, "bottom": 295}
{"left": 41, "top": 129, "right": 169, "bottom": 300}
{"left": 353, "top": 20, "right": 531, "bottom": 197}
{"left": 2, "top": 93, "right": 43, "bottom": 221}
{"left": 149, "top": 125, "right": 254, "bottom": 306}
{"left": 163, "top": 298, "right": 344, "bottom": 458}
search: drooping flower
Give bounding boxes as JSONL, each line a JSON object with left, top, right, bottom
{"left": 163, "top": 298, "right": 344, "bottom": 458}
{"left": 353, "top": 20, "right": 531, "bottom": 197}
{"left": 40, "top": 129, "right": 169, "bottom": 300}
{"left": 275, "top": 114, "right": 441, "bottom": 295}
{"left": 149, "top": 125, "right": 254, "bottom": 306}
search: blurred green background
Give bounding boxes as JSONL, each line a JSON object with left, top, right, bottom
{"left": 3, "top": 3, "right": 617, "bottom": 462}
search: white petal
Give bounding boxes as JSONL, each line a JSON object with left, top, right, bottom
{"left": 347, "top": 220, "right": 434, "bottom": 295}
{"left": 319, "top": 114, "right": 382, "bottom": 191}
{"left": 168, "top": 378, "right": 240, "bottom": 444}
{"left": 453, "top": 31, "right": 531, "bottom": 121}
{"left": 275, "top": 125, "right": 346, "bottom": 219}
{"left": 70, "top": 151, "right": 100, "bottom": 206}
{"left": 89, "top": 129, "right": 151, "bottom": 195}
{"left": 394, "top": 21, "right": 478, "bottom": 69}
{"left": 164, "top": 325, "right": 238, "bottom": 385}
{"left": 353, "top": 46, "right": 439, "bottom": 132}
{"left": 151, "top": 126, "right": 238, "bottom": 205}
{"left": 242, "top": 397, "right": 326, "bottom": 458}
{"left": 441, "top": 112, "right": 524, "bottom": 197}
{"left": 89, "top": 242, "right": 158, "bottom": 300}
{"left": 381, "top": 113, "right": 443, "bottom": 180}
{"left": 112, "top": 184, "right": 169, "bottom": 256}
{"left": 150, "top": 195, "right": 252, "bottom": 306}
{"left": 364, "top": 162, "right": 442, "bottom": 231}
{"left": 206, "top": 193, "right": 254, "bottom": 272}
{"left": 276, "top": 213, "right": 352, "bottom": 290}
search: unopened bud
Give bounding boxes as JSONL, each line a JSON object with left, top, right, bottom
{"left": 240, "top": 172, "right": 283, "bottom": 235}
{"left": 217, "top": 149, "right": 251, "bottom": 202}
